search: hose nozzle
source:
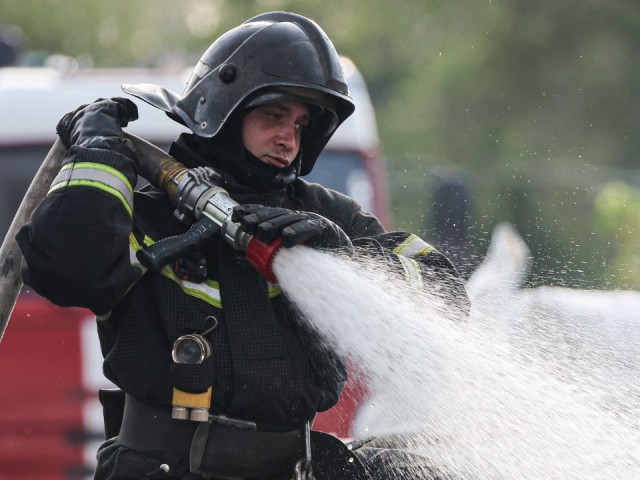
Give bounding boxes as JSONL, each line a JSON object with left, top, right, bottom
{"left": 245, "top": 237, "right": 283, "bottom": 284}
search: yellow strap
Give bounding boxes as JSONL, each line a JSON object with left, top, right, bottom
{"left": 172, "top": 386, "right": 212, "bottom": 409}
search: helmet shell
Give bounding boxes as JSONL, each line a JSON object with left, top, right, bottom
{"left": 123, "top": 11, "right": 355, "bottom": 175}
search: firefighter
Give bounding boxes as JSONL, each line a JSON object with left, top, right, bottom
{"left": 16, "top": 11, "right": 469, "bottom": 480}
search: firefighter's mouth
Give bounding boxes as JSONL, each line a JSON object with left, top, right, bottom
{"left": 264, "top": 155, "right": 290, "bottom": 168}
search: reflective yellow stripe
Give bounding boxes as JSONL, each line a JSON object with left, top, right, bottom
{"left": 49, "top": 162, "right": 134, "bottom": 216}
{"left": 268, "top": 283, "right": 281, "bottom": 298}
{"left": 397, "top": 255, "right": 424, "bottom": 287}
{"left": 393, "top": 234, "right": 435, "bottom": 258}
{"left": 128, "top": 234, "right": 280, "bottom": 308}
{"left": 49, "top": 179, "right": 133, "bottom": 217}
{"left": 52, "top": 162, "right": 134, "bottom": 191}
{"left": 128, "top": 233, "right": 147, "bottom": 273}
{"left": 161, "top": 269, "right": 223, "bottom": 308}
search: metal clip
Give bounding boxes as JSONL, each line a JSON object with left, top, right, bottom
{"left": 294, "top": 421, "right": 314, "bottom": 480}
{"left": 187, "top": 166, "right": 220, "bottom": 185}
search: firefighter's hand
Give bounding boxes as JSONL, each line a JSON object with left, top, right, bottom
{"left": 232, "top": 205, "right": 353, "bottom": 251}
{"left": 56, "top": 97, "right": 139, "bottom": 150}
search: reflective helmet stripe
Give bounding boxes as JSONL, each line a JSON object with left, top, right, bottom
{"left": 393, "top": 234, "right": 435, "bottom": 258}
{"left": 128, "top": 233, "right": 280, "bottom": 308}
{"left": 49, "top": 162, "right": 134, "bottom": 217}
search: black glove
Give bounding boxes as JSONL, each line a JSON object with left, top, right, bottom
{"left": 56, "top": 97, "right": 138, "bottom": 151}
{"left": 232, "top": 204, "right": 353, "bottom": 251}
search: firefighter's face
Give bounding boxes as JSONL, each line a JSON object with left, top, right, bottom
{"left": 242, "top": 102, "right": 310, "bottom": 168}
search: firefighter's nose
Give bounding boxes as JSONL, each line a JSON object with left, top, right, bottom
{"left": 276, "top": 123, "right": 298, "bottom": 150}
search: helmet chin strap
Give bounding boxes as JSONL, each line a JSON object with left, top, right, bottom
{"left": 264, "top": 166, "right": 297, "bottom": 188}
{"left": 233, "top": 148, "right": 301, "bottom": 190}
{"left": 261, "top": 155, "right": 301, "bottom": 188}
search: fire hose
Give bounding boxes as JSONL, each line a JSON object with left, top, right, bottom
{"left": 0, "top": 138, "right": 67, "bottom": 343}
{"left": 0, "top": 132, "right": 284, "bottom": 343}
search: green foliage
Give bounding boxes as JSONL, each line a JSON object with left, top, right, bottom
{"left": 594, "top": 182, "right": 640, "bottom": 288}
{"left": 2, "top": 0, "right": 639, "bottom": 288}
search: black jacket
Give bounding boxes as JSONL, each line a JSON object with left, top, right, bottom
{"left": 17, "top": 134, "right": 469, "bottom": 431}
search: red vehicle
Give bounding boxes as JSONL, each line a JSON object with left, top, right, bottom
{"left": 0, "top": 58, "right": 388, "bottom": 479}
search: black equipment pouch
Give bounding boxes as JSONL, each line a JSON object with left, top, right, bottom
{"left": 189, "top": 424, "right": 371, "bottom": 479}
{"left": 98, "top": 388, "right": 126, "bottom": 439}
{"left": 189, "top": 420, "right": 305, "bottom": 478}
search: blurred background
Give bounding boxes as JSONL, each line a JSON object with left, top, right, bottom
{"left": 1, "top": 1, "right": 640, "bottom": 478}
{"left": 1, "top": 0, "right": 639, "bottom": 287}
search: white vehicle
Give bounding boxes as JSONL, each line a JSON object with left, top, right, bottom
{"left": 0, "top": 57, "right": 389, "bottom": 238}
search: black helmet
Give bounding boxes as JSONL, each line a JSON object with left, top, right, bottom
{"left": 123, "top": 11, "right": 355, "bottom": 175}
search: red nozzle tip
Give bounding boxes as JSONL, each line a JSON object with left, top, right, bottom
{"left": 246, "top": 237, "right": 283, "bottom": 283}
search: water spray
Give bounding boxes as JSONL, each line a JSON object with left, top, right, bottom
{"left": 125, "top": 134, "right": 640, "bottom": 478}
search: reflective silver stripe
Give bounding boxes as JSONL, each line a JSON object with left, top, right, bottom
{"left": 397, "top": 255, "right": 424, "bottom": 287}
{"left": 192, "top": 61, "right": 212, "bottom": 80}
{"left": 160, "top": 269, "right": 281, "bottom": 307}
{"left": 393, "top": 234, "right": 435, "bottom": 258}
{"left": 164, "top": 272, "right": 223, "bottom": 308}
{"left": 128, "top": 234, "right": 280, "bottom": 308}
{"left": 128, "top": 233, "right": 223, "bottom": 306}
{"left": 49, "top": 162, "right": 134, "bottom": 216}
